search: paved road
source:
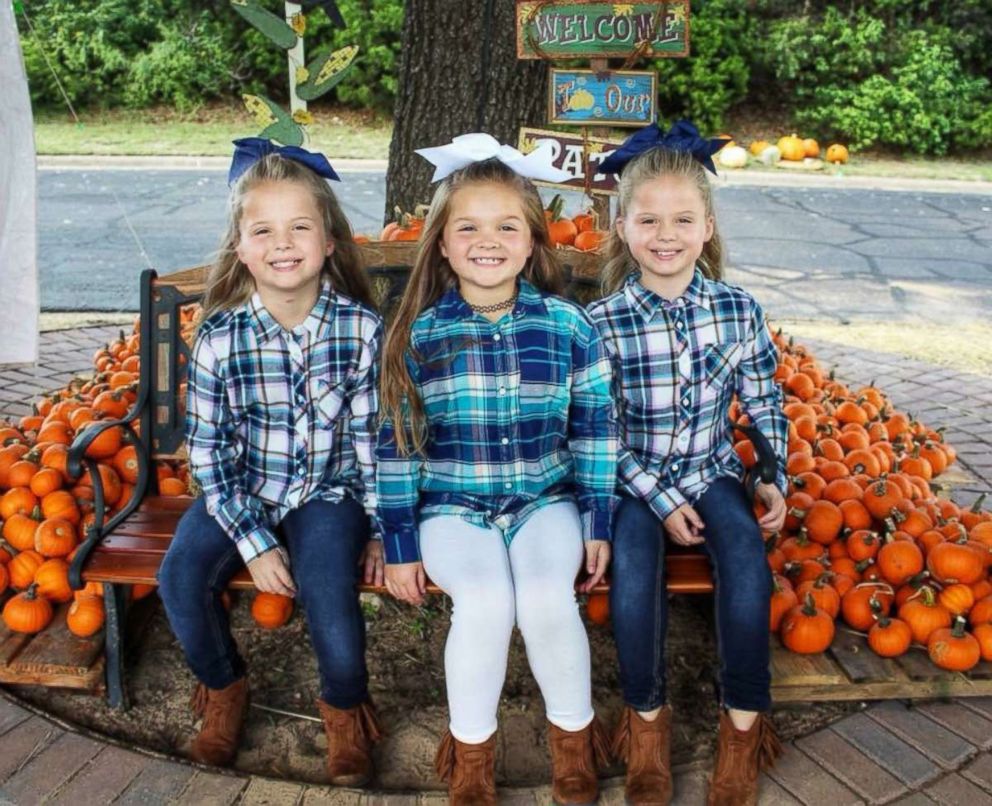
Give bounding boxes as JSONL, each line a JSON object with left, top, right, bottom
{"left": 38, "top": 169, "right": 992, "bottom": 322}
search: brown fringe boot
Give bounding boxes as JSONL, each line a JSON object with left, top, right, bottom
{"left": 707, "top": 711, "right": 783, "bottom": 806}
{"left": 316, "top": 699, "right": 384, "bottom": 786}
{"left": 434, "top": 730, "right": 498, "bottom": 805}
{"left": 189, "top": 677, "right": 249, "bottom": 766}
{"left": 612, "top": 706, "right": 673, "bottom": 805}
{"left": 547, "top": 716, "right": 612, "bottom": 805}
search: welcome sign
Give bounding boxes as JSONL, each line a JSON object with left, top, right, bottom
{"left": 516, "top": 1, "right": 689, "bottom": 59}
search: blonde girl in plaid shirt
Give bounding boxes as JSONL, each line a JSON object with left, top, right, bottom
{"left": 157, "top": 142, "right": 384, "bottom": 784}
{"left": 588, "top": 131, "right": 789, "bottom": 805}
{"left": 377, "top": 145, "right": 617, "bottom": 804}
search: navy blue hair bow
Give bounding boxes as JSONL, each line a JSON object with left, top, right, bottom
{"left": 228, "top": 137, "right": 341, "bottom": 185}
{"left": 598, "top": 120, "right": 730, "bottom": 177}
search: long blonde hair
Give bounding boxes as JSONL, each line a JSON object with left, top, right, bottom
{"left": 199, "top": 154, "right": 373, "bottom": 323}
{"left": 380, "top": 158, "right": 564, "bottom": 456}
{"left": 601, "top": 148, "right": 724, "bottom": 296}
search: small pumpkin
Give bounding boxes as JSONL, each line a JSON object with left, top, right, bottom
{"left": 573, "top": 230, "right": 607, "bottom": 252}
{"left": 796, "top": 573, "right": 840, "bottom": 619}
{"left": 585, "top": 593, "right": 609, "bottom": 625}
{"left": 927, "top": 538, "right": 984, "bottom": 585}
{"left": 8, "top": 549, "right": 45, "bottom": 589}
{"left": 251, "top": 592, "right": 294, "bottom": 629}
{"left": 868, "top": 604, "right": 912, "bottom": 658}
{"left": 2, "top": 505, "right": 43, "bottom": 551}
{"left": 802, "top": 138, "right": 820, "bottom": 158}
{"left": 842, "top": 583, "right": 894, "bottom": 631}
{"left": 34, "top": 558, "right": 73, "bottom": 603}
{"left": 877, "top": 537, "right": 924, "bottom": 587}
{"left": 718, "top": 145, "right": 748, "bottom": 169}
{"left": 2, "top": 584, "right": 54, "bottom": 633}
{"left": 937, "top": 583, "right": 975, "bottom": 617}
{"left": 781, "top": 593, "right": 835, "bottom": 654}
{"left": 67, "top": 595, "right": 105, "bottom": 637}
{"left": 898, "top": 586, "right": 952, "bottom": 644}
{"left": 770, "top": 576, "right": 798, "bottom": 631}
{"left": 826, "top": 144, "right": 849, "bottom": 164}
{"left": 34, "top": 518, "right": 77, "bottom": 558}
{"left": 0, "top": 562, "right": 8, "bottom": 596}
{"left": 777, "top": 134, "right": 805, "bottom": 162}
{"left": 974, "top": 623, "right": 992, "bottom": 661}
{"left": 928, "top": 616, "right": 980, "bottom": 672}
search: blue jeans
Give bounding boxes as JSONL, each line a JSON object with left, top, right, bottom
{"left": 609, "top": 477, "right": 772, "bottom": 712}
{"left": 158, "top": 496, "right": 371, "bottom": 708}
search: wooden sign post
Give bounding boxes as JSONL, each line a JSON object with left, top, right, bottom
{"left": 515, "top": 1, "right": 690, "bottom": 235}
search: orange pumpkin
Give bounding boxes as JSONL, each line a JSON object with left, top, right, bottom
{"left": 868, "top": 611, "right": 912, "bottom": 658}
{"left": 841, "top": 583, "right": 894, "bottom": 631}
{"left": 41, "top": 490, "right": 81, "bottom": 526}
{"left": 928, "top": 616, "right": 980, "bottom": 671}
{"left": 0, "top": 563, "right": 8, "bottom": 596}
{"left": 974, "top": 623, "right": 992, "bottom": 661}
{"left": 781, "top": 594, "right": 835, "bottom": 654}
{"left": 67, "top": 595, "right": 105, "bottom": 637}
{"left": 2, "top": 505, "right": 43, "bottom": 552}
{"left": 34, "top": 518, "right": 77, "bottom": 558}
{"left": 927, "top": 539, "right": 984, "bottom": 585}
{"left": 2, "top": 584, "right": 53, "bottom": 633}
{"left": 796, "top": 574, "right": 841, "bottom": 619}
{"left": 898, "top": 586, "right": 952, "bottom": 644}
{"left": 573, "top": 230, "right": 607, "bottom": 252}
{"left": 802, "top": 138, "right": 819, "bottom": 158}
{"left": 8, "top": 550, "right": 45, "bottom": 589}
{"left": 251, "top": 592, "right": 294, "bottom": 629}
{"left": 0, "top": 487, "right": 39, "bottom": 521}
{"left": 585, "top": 593, "right": 610, "bottom": 625}
{"left": 777, "top": 134, "right": 805, "bottom": 162}
{"left": 937, "top": 583, "right": 975, "bottom": 617}
{"left": 770, "top": 576, "right": 798, "bottom": 631}
{"left": 877, "top": 538, "right": 924, "bottom": 587}
{"left": 34, "top": 558, "right": 73, "bottom": 603}
{"left": 826, "top": 144, "right": 849, "bottom": 164}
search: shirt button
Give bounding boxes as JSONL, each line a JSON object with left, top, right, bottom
{"left": 501, "top": 437, "right": 509, "bottom": 445}
{"left": 504, "top": 481, "right": 513, "bottom": 490}
{"left": 493, "top": 333, "right": 501, "bottom": 342}
{"left": 498, "top": 387, "right": 507, "bottom": 396}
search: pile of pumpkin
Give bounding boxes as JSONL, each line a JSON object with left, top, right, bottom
{"left": 0, "top": 324, "right": 189, "bottom": 638}
{"left": 355, "top": 197, "right": 608, "bottom": 252}
{"left": 718, "top": 134, "right": 849, "bottom": 170}
{"left": 750, "top": 331, "right": 991, "bottom": 671}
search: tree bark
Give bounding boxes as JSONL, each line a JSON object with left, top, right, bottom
{"left": 384, "top": 0, "right": 548, "bottom": 221}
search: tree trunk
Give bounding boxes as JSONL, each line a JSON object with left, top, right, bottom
{"left": 384, "top": 0, "right": 548, "bottom": 221}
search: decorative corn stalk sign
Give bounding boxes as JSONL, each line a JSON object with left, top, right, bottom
{"left": 514, "top": 0, "right": 689, "bottom": 228}
{"left": 230, "top": 0, "right": 358, "bottom": 147}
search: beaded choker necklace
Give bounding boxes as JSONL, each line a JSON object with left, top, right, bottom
{"left": 466, "top": 291, "right": 518, "bottom": 314}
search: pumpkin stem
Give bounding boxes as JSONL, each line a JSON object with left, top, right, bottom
{"left": 801, "top": 593, "right": 818, "bottom": 616}
{"left": 951, "top": 615, "right": 967, "bottom": 639}
{"left": 971, "top": 493, "right": 987, "bottom": 514}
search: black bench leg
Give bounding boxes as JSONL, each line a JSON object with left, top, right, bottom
{"left": 104, "top": 583, "right": 129, "bottom": 710}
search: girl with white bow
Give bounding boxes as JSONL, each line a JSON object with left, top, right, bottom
{"left": 375, "top": 134, "right": 619, "bottom": 805}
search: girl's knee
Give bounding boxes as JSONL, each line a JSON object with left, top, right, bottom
{"left": 515, "top": 585, "right": 580, "bottom": 640}
{"left": 450, "top": 584, "right": 515, "bottom": 635}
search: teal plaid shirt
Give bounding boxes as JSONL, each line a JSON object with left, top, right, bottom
{"left": 376, "top": 280, "right": 619, "bottom": 565}
{"left": 587, "top": 269, "right": 788, "bottom": 524}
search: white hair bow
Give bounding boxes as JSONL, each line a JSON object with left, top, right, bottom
{"left": 415, "top": 132, "right": 571, "bottom": 183}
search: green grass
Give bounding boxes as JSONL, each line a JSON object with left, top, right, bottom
{"left": 34, "top": 104, "right": 392, "bottom": 159}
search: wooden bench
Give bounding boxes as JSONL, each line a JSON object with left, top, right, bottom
{"left": 65, "top": 244, "right": 713, "bottom": 708}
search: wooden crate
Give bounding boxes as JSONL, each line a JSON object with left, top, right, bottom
{"left": 771, "top": 628, "right": 992, "bottom": 702}
{"left": 0, "top": 602, "right": 105, "bottom": 692}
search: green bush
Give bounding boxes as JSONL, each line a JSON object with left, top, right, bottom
{"left": 758, "top": 8, "right": 992, "bottom": 154}
{"left": 19, "top": 0, "right": 403, "bottom": 113}
{"left": 651, "top": 0, "right": 755, "bottom": 134}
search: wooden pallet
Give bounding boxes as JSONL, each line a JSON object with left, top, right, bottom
{"left": 0, "top": 602, "right": 105, "bottom": 691}
{"left": 771, "top": 628, "right": 992, "bottom": 702}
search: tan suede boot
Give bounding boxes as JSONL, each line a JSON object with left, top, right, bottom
{"left": 434, "top": 730, "right": 498, "bottom": 805}
{"left": 612, "top": 706, "right": 673, "bottom": 805}
{"left": 707, "top": 711, "right": 782, "bottom": 806}
{"left": 316, "top": 699, "right": 384, "bottom": 786}
{"left": 547, "top": 717, "right": 611, "bottom": 805}
{"left": 189, "top": 677, "right": 248, "bottom": 766}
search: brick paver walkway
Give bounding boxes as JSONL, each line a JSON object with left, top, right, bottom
{"left": 1, "top": 325, "right": 991, "bottom": 805}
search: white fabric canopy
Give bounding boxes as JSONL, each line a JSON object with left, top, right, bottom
{"left": 0, "top": 2, "right": 39, "bottom": 364}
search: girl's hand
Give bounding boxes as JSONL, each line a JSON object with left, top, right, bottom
{"left": 664, "top": 504, "right": 706, "bottom": 546}
{"left": 247, "top": 547, "right": 297, "bottom": 597}
{"left": 385, "top": 561, "right": 426, "bottom": 606}
{"left": 359, "top": 540, "right": 386, "bottom": 586}
{"left": 755, "top": 483, "right": 787, "bottom": 534}
{"left": 579, "top": 539, "right": 611, "bottom": 593}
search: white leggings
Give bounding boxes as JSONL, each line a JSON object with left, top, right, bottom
{"left": 420, "top": 501, "right": 594, "bottom": 744}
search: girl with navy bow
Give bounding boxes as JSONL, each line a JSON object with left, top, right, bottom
{"left": 376, "top": 134, "right": 617, "bottom": 805}
{"left": 587, "top": 121, "right": 788, "bottom": 805}
{"left": 157, "top": 138, "right": 385, "bottom": 784}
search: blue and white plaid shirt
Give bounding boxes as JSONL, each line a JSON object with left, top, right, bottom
{"left": 186, "top": 283, "right": 382, "bottom": 564}
{"left": 587, "top": 269, "right": 787, "bottom": 524}
{"left": 376, "top": 280, "right": 619, "bottom": 565}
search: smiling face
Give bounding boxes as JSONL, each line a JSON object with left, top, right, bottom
{"left": 616, "top": 174, "right": 714, "bottom": 299}
{"left": 235, "top": 179, "right": 332, "bottom": 306}
{"left": 439, "top": 182, "right": 534, "bottom": 307}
